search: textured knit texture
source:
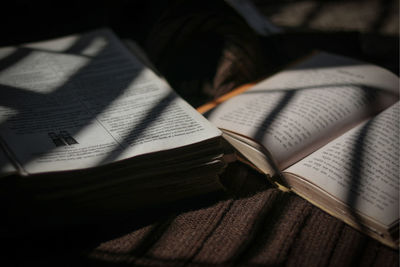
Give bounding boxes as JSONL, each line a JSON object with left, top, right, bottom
{"left": 4, "top": 163, "right": 397, "bottom": 266}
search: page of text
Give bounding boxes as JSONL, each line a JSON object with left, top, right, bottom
{"left": 0, "top": 29, "right": 220, "bottom": 174}
{"left": 285, "top": 102, "right": 399, "bottom": 226}
{"left": 207, "top": 52, "right": 398, "bottom": 168}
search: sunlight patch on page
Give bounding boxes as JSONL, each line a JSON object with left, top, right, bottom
{"left": 0, "top": 51, "right": 90, "bottom": 94}
{"left": 25, "top": 35, "right": 82, "bottom": 52}
{"left": 250, "top": 63, "right": 398, "bottom": 95}
{"left": 24, "top": 35, "right": 108, "bottom": 57}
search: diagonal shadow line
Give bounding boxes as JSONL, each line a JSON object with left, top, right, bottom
{"left": 209, "top": 83, "right": 394, "bottom": 148}
{"left": 128, "top": 215, "right": 177, "bottom": 261}
{"left": 97, "top": 92, "right": 177, "bottom": 165}
{"left": 240, "top": 82, "right": 398, "bottom": 96}
{"left": 227, "top": 96, "right": 380, "bottom": 266}
{"left": 204, "top": 85, "right": 392, "bottom": 257}
{"left": 0, "top": 32, "right": 194, "bottom": 252}
{"left": 0, "top": 84, "right": 46, "bottom": 110}
{"left": 0, "top": 47, "right": 32, "bottom": 73}
{"left": 0, "top": 31, "right": 109, "bottom": 77}
{"left": 230, "top": 190, "right": 291, "bottom": 266}
{"left": 63, "top": 29, "right": 109, "bottom": 55}
{"left": 252, "top": 86, "right": 385, "bottom": 225}
{"left": 182, "top": 200, "right": 235, "bottom": 267}
{"left": 0, "top": 31, "right": 143, "bottom": 171}
{"left": 337, "top": 87, "right": 388, "bottom": 234}
{"left": 324, "top": 221, "right": 346, "bottom": 265}
{"left": 203, "top": 77, "right": 388, "bottom": 119}
{"left": 346, "top": 115, "right": 375, "bottom": 233}
{"left": 253, "top": 90, "right": 296, "bottom": 142}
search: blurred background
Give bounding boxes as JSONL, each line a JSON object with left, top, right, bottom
{"left": 1, "top": 0, "right": 398, "bottom": 106}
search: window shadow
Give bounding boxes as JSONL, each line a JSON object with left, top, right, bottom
{"left": 0, "top": 29, "right": 182, "bottom": 173}
{"left": 202, "top": 54, "right": 398, "bottom": 258}
{"left": 0, "top": 30, "right": 206, "bottom": 231}
{"left": 345, "top": 118, "right": 374, "bottom": 234}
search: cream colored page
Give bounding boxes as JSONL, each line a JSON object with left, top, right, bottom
{"left": 285, "top": 102, "right": 399, "bottom": 226}
{"left": 207, "top": 52, "right": 398, "bottom": 169}
{"left": 0, "top": 29, "right": 220, "bottom": 174}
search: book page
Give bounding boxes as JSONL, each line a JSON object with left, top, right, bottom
{"left": 285, "top": 102, "right": 399, "bottom": 226}
{"left": 0, "top": 29, "right": 221, "bottom": 174}
{"left": 207, "top": 52, "right": 398, "bottom": 169}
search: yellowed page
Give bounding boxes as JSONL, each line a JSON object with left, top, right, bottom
{"left": 285, "top": 102, "right": 399, "bottom": 226}
{"left": 207, "top": 52, "right": 398, "bottom": 169}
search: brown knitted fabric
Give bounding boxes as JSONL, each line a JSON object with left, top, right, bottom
{"left": 81, "top": 166, "right": 400, "bottom": 266}
{"left": 5, "top": 163, "right": 396, "bottom": 266}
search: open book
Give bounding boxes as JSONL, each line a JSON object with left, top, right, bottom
{"left": 0, "top": 29, "right": 225, "bottom": 222}
{"left": 202, "top": 52, "right": 399, "bottom": 248}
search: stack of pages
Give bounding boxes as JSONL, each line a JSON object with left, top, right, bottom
{"left": 0, "top": 29, "right": 225, "bottom": 220}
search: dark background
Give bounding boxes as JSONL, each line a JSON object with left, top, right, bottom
{"left": 1, "top": 0, "right": 398, "bottom": 106}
